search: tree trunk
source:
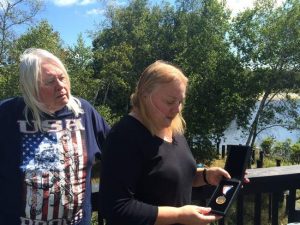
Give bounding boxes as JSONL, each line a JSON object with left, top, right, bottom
{"left": 246, "top": 91, "right": 270, "bottom": 146}
{"left": 102, "top": 81, "right": 110, "bottom": 105}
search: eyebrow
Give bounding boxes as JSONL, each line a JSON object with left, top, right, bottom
{"left": 44, "top": 72, "right": 64, "bottom": 78}
{"left": 167, "top": 94, "right": 186, "bottom": 99}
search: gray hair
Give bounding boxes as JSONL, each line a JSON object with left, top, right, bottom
{"left": 19, "top": 48, "right": 83, "bottom": 131}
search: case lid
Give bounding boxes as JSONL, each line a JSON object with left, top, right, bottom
{"left": 224, "top": 145, "right": 252, "bottom": 180}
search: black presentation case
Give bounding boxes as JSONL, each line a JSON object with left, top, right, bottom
{"left": 207, "top": 145, "right": 252, "bottom": 216}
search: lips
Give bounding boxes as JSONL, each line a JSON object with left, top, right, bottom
{"left": 56, "top": 92, "right": 67, "bottom": 98}
{"left": 167, "top": 115, "right": 176, "bottom": 120}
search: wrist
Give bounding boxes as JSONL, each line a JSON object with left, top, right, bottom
{"left": 177, "top": 206, "right": 187, "bottom": 224}
{"left": 203, "top": 168, "right": 210, "bottom": 185}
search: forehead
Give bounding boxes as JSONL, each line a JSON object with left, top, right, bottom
{"left": 40, "top": 61, "right": 64, "bottom": 78}
{"left": 153, "top": 80, "right": 186, "bottom": 97}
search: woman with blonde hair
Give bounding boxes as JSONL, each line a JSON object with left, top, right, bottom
{"left": 100, "top": 60, "right": 230, "bottom": 225}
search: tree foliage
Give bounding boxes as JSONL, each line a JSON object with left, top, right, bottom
{"left": 0, "top": 64, "right": 19, "bottom": 99}
{"left": 92, "top": 0, "right": 259, "bottom": 163}
{"left": 65, "top": 34, "right": 101, "bottom": 104}
{"left": 0, "top": 0, "right": 44, "bottom": 65}
{"left": 10, "top": 20, "right": 63, "bottom": 62}
{"left": 230, "top": 0, "right": 300, "bottom": 148}
{"left": 173, "top": 0, "right": 257, "bottom": 162}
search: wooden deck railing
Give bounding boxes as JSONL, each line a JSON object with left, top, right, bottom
{"left": 193, "top": 165, "right": 300, "bottom": 225}
{"left": 92, "top": 165, "right": 300, "bottom": 225}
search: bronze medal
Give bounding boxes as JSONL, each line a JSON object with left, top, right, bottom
{"left": 215, "top": 184, "right": 234, "bottom": 205}
{"left": 216, "top": 195, "right": 226, "bottom": 204}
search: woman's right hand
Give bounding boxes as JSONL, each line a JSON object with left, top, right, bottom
{"left": 178, "top": 205, "right": 222, "bottom": 225}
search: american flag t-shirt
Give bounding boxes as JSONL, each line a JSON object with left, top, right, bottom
{"left": 19, "top": 118, "right": 87, "bottom": 225}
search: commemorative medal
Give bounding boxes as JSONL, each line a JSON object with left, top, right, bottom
{"left": 216, "top": 195, "right": 226, "bottom": 204}
{"left": 215, "top": 184, "right": 234, "bottom": 205}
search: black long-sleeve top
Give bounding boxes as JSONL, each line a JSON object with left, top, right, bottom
{"left": 99, "top": 115, "right": 197, "bottom": 225}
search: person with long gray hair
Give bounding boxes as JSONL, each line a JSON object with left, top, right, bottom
{"left": 0, "top": 48, "right": 110, "bottom": 225}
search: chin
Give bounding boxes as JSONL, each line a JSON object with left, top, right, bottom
{"left": 56, "top": 100, "right": 68, "bottom": 109}
{"left": 162, "top": 121, "right": 172, "bottom": 128}
{"left": 60, "top": 96, "right": 69, "bottom": 103}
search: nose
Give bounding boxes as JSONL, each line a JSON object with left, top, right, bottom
{"left": 172, "top": 102, "right": 181, "bottom": 114}
{"left": 55, "top": 78, "right": 65, "bottom": 90}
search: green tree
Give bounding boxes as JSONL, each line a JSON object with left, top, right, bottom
{"left": 271, "top": 138, "right": 292, "bottom": 161}
{"left": 92, "top": 0, "right": 155, "bottom": 116}
{"left": 260, "top": 136, "right": 275, "bottom": 155}
{"left": 0, "top": 0, "right": 44, "bottom": 65}
{"left": 10, "top": 20, "right": 63, "bottom": 62}
{"left": 65, "top": 34, "right": 101, "bottom": 104}
{"left": 172, "top": 0, "right": 255, "bottom": 163}
{"left": 91, "top": 0, "right": 257, "bottom": 163}
{"left": 290, "top": 142, "right": 300, "bottom": 164}
{"left": 65, "top": 34, "right": 121, "bottom": 125}
{"left": 0, "top": 64, "right": 19, "bottom": 99}
{"left": 230, "top": 0, "right": 300, "bottom": 148}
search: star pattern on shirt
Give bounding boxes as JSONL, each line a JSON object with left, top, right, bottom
{"left": 20, "top": 133, "right": 57, "bottom": 172}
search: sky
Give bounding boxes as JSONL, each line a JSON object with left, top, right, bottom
{"left": 36, "top": 0, "right": 284, "bottom": 47}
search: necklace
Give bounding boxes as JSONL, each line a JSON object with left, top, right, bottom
{"left": 163, "top": 135, "right": 172, "bottom": 142}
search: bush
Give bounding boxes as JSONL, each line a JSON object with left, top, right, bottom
{"left": 95, "top": 104, "right": 121, "bottom": 127}
{"left": 270, "top": 139, "right": 292, "bottom": 162}
{"left": 290, "top": 143, "right": 300, "bottom": 164}
{"left": 260, "top": 137, "right": 275, "bottom": 155}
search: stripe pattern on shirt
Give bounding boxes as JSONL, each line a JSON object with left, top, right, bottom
{"left": 19, "top": 121, "right": 87, "bottom": 225}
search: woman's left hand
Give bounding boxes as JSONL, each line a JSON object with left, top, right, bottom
{"left": 205, "top": 167, "right": 231, "bottom": 186}
{"left": 206, "top": 167, "right": 250, "bottom": 186}
{"left": 242, "top": 170, "right": 250, "bottom": 185}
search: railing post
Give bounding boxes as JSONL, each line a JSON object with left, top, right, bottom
{"left": 259, "top": 151, "right": 264, "bottom": 167}
{"left": 257, "top": 160, "right": 262, "bottom": 168}
{"left": 275, "top": 160, "right": 284, "bottom": 202}
{"left": 287, "top": 189, "right": 296, "bottom": 223}
{"left": 222, "top": 145, "right": 225, "bottom": 159}
{"left": 276, "top": 159, "right": 281, "bottom": 167}
{"left": 269, "top": 194, "right": 272, "bottom": 222}
{"left": 254, "top": 193, "right": 262, "bottom": 225}
{"left": 98, "top": 213, "right": 104, "bottom": 225}
{"left": 251, "top": 148, "right": 256, "bottom": 165}
{"left": 271, "top": 192, "right": 280, "bottom": 225}
{"left": 237, "top": 195, "right": 244, "bottom": 225}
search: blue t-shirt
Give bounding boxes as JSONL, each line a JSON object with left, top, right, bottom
{"left": 0, "top": 97, "right": 110, "bottom": 225}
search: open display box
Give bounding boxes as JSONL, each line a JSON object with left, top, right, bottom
{"left": 207, "top": 145, "right": 251, "bottom": 216}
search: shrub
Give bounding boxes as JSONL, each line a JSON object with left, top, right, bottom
{"left": 290, "top": 143, "right": 300, "bottom": 164}
{"left": 260, "top": 137, "right": 275, "bottom": 155}
{"left": 271, "top": 139, "right": 292, "bottom": 161}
